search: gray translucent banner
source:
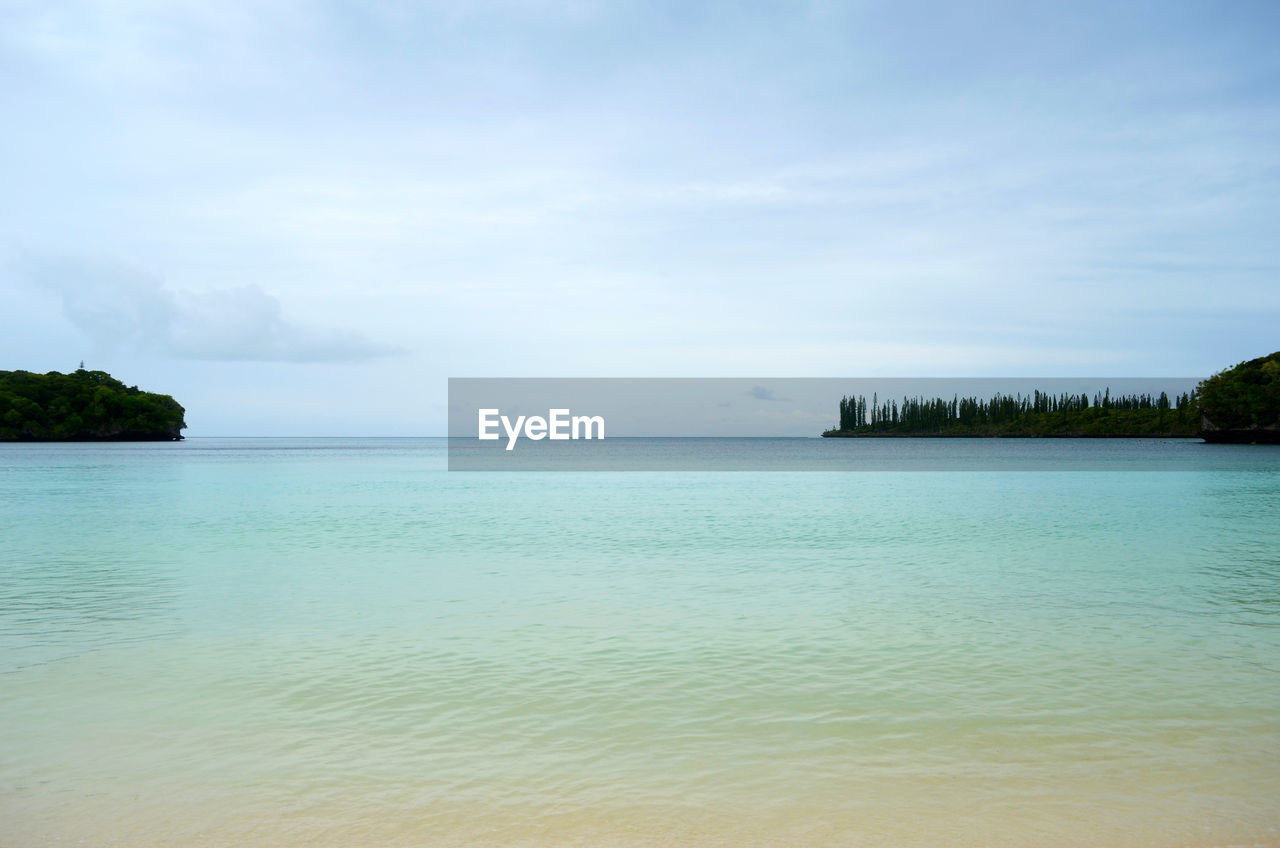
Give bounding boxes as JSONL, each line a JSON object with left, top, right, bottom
{"left": 444, "top": 377, "right": 1279, "bottom": 472}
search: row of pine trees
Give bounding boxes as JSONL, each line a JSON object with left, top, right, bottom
{"left": 835, "top": 389, "right": 1196, "bottom": 434}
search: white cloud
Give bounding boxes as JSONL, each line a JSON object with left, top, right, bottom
{"left": 21, "top": 256, "right": 402, "bottom": 363}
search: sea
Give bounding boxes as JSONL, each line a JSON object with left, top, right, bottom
{"left": 2, "top": 438, "right": 1278, "bottom": 847}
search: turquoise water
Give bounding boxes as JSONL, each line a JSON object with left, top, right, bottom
{"left": 2, "top": 438, "right": 1279, "bottom": 846}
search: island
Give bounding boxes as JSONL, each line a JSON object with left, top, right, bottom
{"left": 1197, "top": 350, "right": 1280, "bottom": 443}
{"left": 0, "top": 368, "right": 186, "bottom": 441}
{"left": 822, "top": 350, "right": 1280, "bottom": 440}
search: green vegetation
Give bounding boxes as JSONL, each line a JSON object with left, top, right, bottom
{"left": 823, "top": 388, "right": 1199, "bottom": 437}
{"left": 825, "top": 351, "right": 1280, "bottom": 439}
{"left": 0, "top": 369, "right": 186, "bottom": 441}
{"left": 1197, "top": 350, "right": 1280, "bottom": 442}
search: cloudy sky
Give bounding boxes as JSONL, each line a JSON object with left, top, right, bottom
{"left": 2, "top": 1, "right": 1277, "bottom": 435}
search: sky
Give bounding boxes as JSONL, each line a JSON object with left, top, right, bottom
{"left": 1, "top": 0, "right": 1277, "bottom": 435}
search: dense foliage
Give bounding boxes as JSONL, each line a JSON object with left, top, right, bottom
{"left": 1197, "top": 351, "right": 1280, "bottom": 431}
{"left": 825, "top": 388, "right": 1198, "bottom": 437}
{"left": 0, "top": 369, "right": 186, "bottom": 441}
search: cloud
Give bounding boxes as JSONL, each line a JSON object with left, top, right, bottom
{"left": 22, "top": 256, "right": 402, "bottom": 363}
{"left": 748, "top": 385, "right": 790, "bottom": 402}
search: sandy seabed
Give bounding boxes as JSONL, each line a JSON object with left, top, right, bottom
{"left": 5, "top": 787, "right": 1280, "bottom": 848}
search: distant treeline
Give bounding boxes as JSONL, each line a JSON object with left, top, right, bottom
{"left": 0, "top": 369, "right": 186, "bottom": 441}
{"left": 826, "top": 388, "right": 1199, "bottom": 437}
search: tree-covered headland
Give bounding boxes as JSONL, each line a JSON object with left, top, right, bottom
{"left": 0, "top": 369, "right": 186, "bottom": 441}
{"left": 823, "top": 350, "right": 1280, "bottom": 440}
{"left": 1197, "top": 351, "right": 1280, "bottom": 443}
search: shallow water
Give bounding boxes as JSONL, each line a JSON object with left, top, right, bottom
{"left": 2, "top": 439, "right": 1279, "bottom": 846}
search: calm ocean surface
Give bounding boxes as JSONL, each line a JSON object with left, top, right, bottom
{"left": 2, "top": 438, "right": 1279, "bottom": 847}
